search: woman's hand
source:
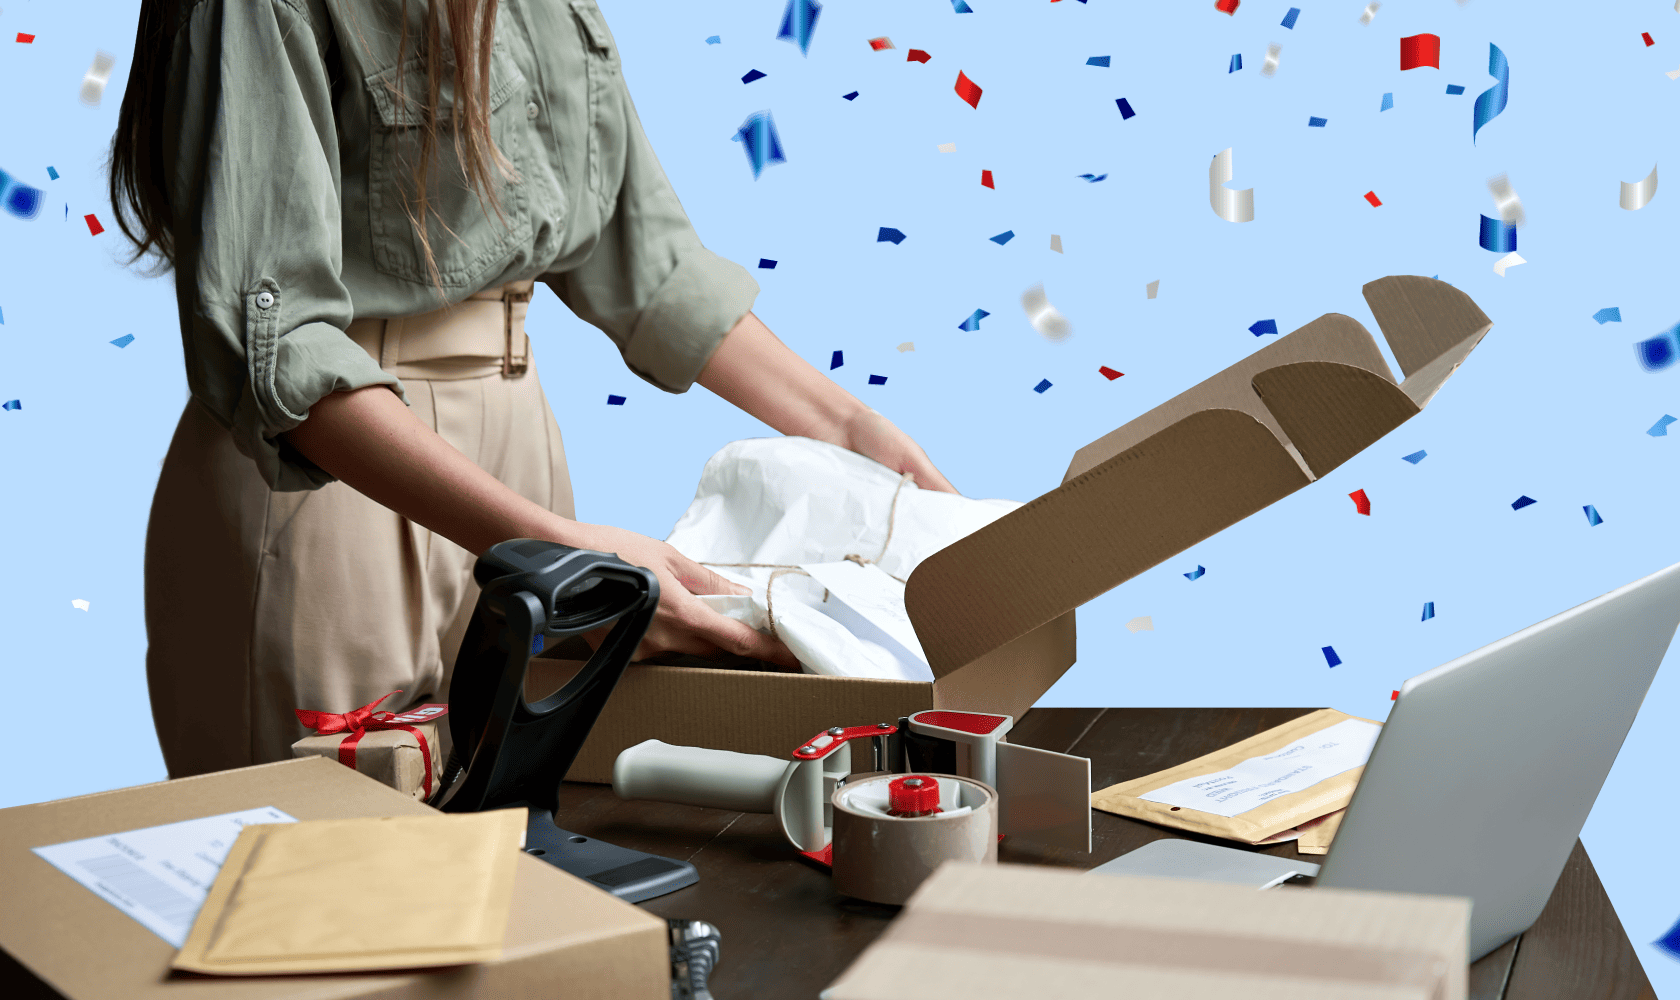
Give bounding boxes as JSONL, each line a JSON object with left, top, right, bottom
{"left": 834, "top": 408, "right": 958, "bottom": 494}
{"left": 573, "top": 523, "right": 801, "bottom": 669}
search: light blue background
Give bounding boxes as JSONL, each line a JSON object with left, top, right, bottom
{"left": 2, "top": 0, "right": 1676, "bottom": 985}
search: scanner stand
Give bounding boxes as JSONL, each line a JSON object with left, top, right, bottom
{"left": 522, "top": 806, "right": 697, "bottom": 903}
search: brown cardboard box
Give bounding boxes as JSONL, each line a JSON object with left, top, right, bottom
{"left": 0, "top": 757, "right": 668, "bottom": 999}
{"left": 290, "top": 703, "right": 450, "bottom": 801}
{"left": 538, "top": 276, "right": 1492, "bottom": 783}
{"left": 822, "top": 861, "right": 1471, "bottom": 1000}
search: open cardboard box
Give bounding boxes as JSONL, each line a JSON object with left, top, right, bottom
{"left": 535, "top": 275, "right": 1493, "bottom": 784}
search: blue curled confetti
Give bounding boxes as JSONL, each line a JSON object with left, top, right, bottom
{"left": 758, "top": 258, "right": 777, "bottom": 269}
{"left": 990, "top": 230, "right": 1015, "bottom": 245}
{"left": 1649, "top": 415, "right": 1677, "bottom": 436}
{"left": 1033, "top": 379, "right": 1052, "bottom": 393}
{"left": 1322, "top": 646, "right": 1342, "bottom": 668}
{"left": 1380, "top": 92, "right": 1393, "bottom": 111}
{"left": 1281, "top": 7, "right": 1300, "bottom": 29}
{"left": 1087, "top": 56, "right": 1110, "bottom": 67}
{"left": 1421, "top": 602, "right": 1436, "bottom": 622}
{"left": 1472, "top": 44, "right": 1509, "bottom": 144}
{"left": 1583, "top": 505, "right": 1604, "bottom": 527}
{"left": 877, "top": 227, "right": 906, "bottom": 244}
{"left": 1249, "top": 319, "right": 1278, "bottom": 336}
{"left": 830, "top": 350, "right": 843, "bottom": 370}
{"left": 607, "top": 394, "right": 626, "bottom": 405}
{"left": 868, "top": 374, "right": 888, "bottom": 385}
{"left": 731, "top": 110, "right": 786, "bottom": 179}
{"left": 776, "top": 0, "right": 822, "bottom": 56}
{"left": 1229, "top": 53, "right": 1242, "bottom": 73}
{"left": 1592, "top": 307, "right": 1622, "bottom": 325}
{"left": 1479, "top": 215, "right": 1517, "bottom": 253}
{"left": 1, "top": 400, "right": 20, "bottom": 411}
{"left": 1512, "top": 495, "right": 1536, "bottom": 510}
{"left": 1077, "top": 173, "right": 1108, "bottom": 182}
{"left": 959, "top": 309, "right": 990, "bottom": 331}
{"left": 1184, "top": 566, "right": 1205, "bottom": 581}
{"left": 0, "top": 169, "right": 44, "bottom": 220}
{"left": 110, "top": 334, "right": 135, "bottom": 348}
{"left": 1402, "top": 449, "right": 1428, "bottom": 464}
{"left": 1446, "top": 84, "right": 1465, "bottom": 95}
{"left": 1635, "top": 323, "right": 1680, "bottom": 372}
{"left": 742, "top": 69, "right": 767, "bottom": 84}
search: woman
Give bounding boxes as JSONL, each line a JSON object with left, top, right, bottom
{"left": 109, "top": 0, "right": 957, "bottom": 779}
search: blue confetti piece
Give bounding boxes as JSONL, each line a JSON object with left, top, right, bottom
{"left": 1087, "top": 56, "right": 1110, "bottom": 67}
{"left": 1281, "top": 7, "right": 1300, "bottom": 29}
{"left": 1472, "top": 44, "right": 1509, "bottom": 143}
{"left": 1115, "top": 97, "right": 1136, "bottom": 119}
{"left": 1308, "top": 116, "right": 1328, "bottom": 127}
{"left": 1322, "top": 646, "right": 1342, "bottom": 668}
{"left": 110, "top": 334, "right": 135, "bottom": 348}
{"left": 1445, "top": 84, "right": 1465, "bottom": 95}
{"left": 0, "top": 169, "right": 44, "bottom": 220}
{"left": 1583, "top": 504, "right": 1604, "bottom": 527}
{"left": 1229, "top": 53, "right": 1242, "bottom": 73}
{"left": 0, "top": 306, "right": 5, "bottom": 324}
{"left": 1657, "top": 915, "right": 1680, "bottom": 960}
{"left": 990, "top": 230, "right": 1015, "bottom": 245}
{"left": 1592, "top": 307, "right": 1622, "bottom": 325}
{"left": 2, "top": 399, "right": 20, "bottom": 411}
{"left": 868, "top": 374, "right": 888, "bottom": 385}
{"left": 1184, "top": 565, "right": 1205, "bottom": 581}
{"left": 731, "top": 110, "right": 786, "bottom": 179}
{"left": 1033, "top": 379, "right": 1052, "bottom": 393}
{"left": 47, "top": 166, "right": 59, "bottom": 180}
{"left": 776, "top": 0, "right": 822, "bottom": 57}
{"left": 1421, "top": 601, "right": 1435, "bottom": 622}
{"left": 706, "top": 35, "right": 721, "bottom": 45}
{"left": 1479, "top": 215, "right": 1517, "bottom": 253}
{"left": 959, "top": 309, "right": 990, "bottom": 331}
{"left": 842, "top": 90, "right": 859, "bottom": 101}
{"left": 1380, "top": 92, "right": 1393, "bottom": 112}
{"left": 1649, "top": 415, "right": 1677, "bottom": 436}
{"left": 1401, "top": 449, "right": 1428, "bottom": 464}
{"left": 607, "top": 394, "right": 626, "bottom": 405}
{"left": 830, "top": 350, "right": 844, "bottom": 369}
{"left": 531, "top": 634, "right": 545, "bottom": 655}
{"left": 1076, "top": 173, "right": 1108, "bottom": 182}
{"left": 952, "top": 0, "right": 974, "bottom": 11}
{"left": 1511, "top": 495, "right": 1536, "bottom": 511}
{"left": 877, "top": 227, "right": 906, "bottom": 244}
{"left": 1635, "top": 323, "right": 1680, "bottom": 372}
{"left": 758, "top": 258, "right": 777, "bottom": 269}
{"left": 742, "top": 69, "right": 767, "bottom": 84}
{"left": 1249, "top": 319, "right": 1278, "bottom": 337}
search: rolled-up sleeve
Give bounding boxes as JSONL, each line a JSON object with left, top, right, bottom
{"left": 545, "top": 74, "right": 760, "bottom": 394}
{"left": 167, "top": 0, "right": 402, "bottom": 492}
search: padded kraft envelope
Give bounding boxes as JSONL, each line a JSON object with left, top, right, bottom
{"left": 173, "top": 809, "right": 525, "bottom": 975}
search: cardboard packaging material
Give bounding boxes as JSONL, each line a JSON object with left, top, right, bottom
{"left": 536, "top": 276, "right": 1491, "bottom": 784}
{"left": 292, "top": 701, "right": 449, "bottom": 801}
{"left": 1297, "top": 807, "right": 1347, "bottom": 855}
{"left": 0, "top": 757, "right": 668, "bottom": 999}
{"left": 1090, "top": 708, "right": 1380, "bottom": 844}
{"left": 822, "top": 862, "right": 1471, "bottom": 1000}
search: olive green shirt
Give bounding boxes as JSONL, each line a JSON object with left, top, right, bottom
{"left": 164, "top": 0, "right": 759, "bottom": 490}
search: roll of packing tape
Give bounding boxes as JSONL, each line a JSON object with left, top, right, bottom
{"left": 830, "top": 774, "right": 997, "bottom": 905}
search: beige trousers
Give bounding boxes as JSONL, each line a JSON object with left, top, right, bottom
{"left": 145, "top": 282, "right": 575, "bottom": 778}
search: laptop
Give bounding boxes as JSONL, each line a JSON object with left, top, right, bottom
{"left": 1092, "top": 559, "right": 1680, "bottom": 960}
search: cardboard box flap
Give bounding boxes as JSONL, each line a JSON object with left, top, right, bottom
{"left": 906, "top": 409, "right": 1310, "bottom": 679}
{"left": 1361, "top": 275, "right": 1493, "bottom": 384}
{"left": 1250, "top": 361, "right": 1421, "bottom": 478}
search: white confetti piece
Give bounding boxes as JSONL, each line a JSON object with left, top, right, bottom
{"left": 1209, "top": 148, "right": 1254, "bottom": 223}
{"left": 1619, "top": 163, "right": 1658, "bottom": 211}
{"left": 80, "top": 51, "right": 117, "bottom": 107}
{"left": 1493, "top": 252, "right": 1525, "bottom": 276}
{"left": 1260, "top": 43, "right": 1281, "bottom": 77}
{"left": 71, "top": 599, "right": 90, "bottom": 611}
{"left": 1146, "top": 280, "right": 1160, "bottom": 299}
{"left": 937, "top": 142, "right": 956, "bottom": 153}
{"left": 1049, "top": 234, "right": 1063, "bottom": 253}
{"left": 1359, "top": 2, "right": 1380, "bottom": 24}
{"left": 1487, "top": 173, "right": 1525, "bottom": 227}
{"left": 1021, "top": 283, "right": 1072, "bottom": 341}
{"left": 897, "top": 342, "right": 914, "bottom": 352}
{"left": 1666, "top": 65, "right": 1680, "bottom": 80}
{"left": 1126, "top": 616, "right": 1154, "bottom": 633}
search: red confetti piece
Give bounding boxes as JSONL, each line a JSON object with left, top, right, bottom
{"left": 1391, "top": 690, "right": 1399, "bottom": 701}
{"left": 1643, "top": 32, "right": 1655, "bottom": 47}
{"left": 980, "top": 169, "right": 995, "bottom": 189}
{"left": 1364, "top": 191, "right": 1382, "bottom": 207}
{"left": 1399, "top": 33, "right": 1441, "bottom": 70}
{"left": 954, "top": 70, "right": 983, "bottom": 109}
{"left": 1215, "top": 0, "right": 1240, "bottom": 13}
{"left": 16, "top": 32, "right": 36, "bottom": 43}
{"left": 1098, "top": 366, "right": 1124, "bottom": 381}
{"left": 868, "top": 36, "right": 894, "bottom": 51}
{"left": 907, "top": 49, "right": 932, "bottom": 64}
{"left": 1348, "top": 488, "right": 1371, "bottom": 515}
{"left": 84, "top": 213, "right": 105, "bottom": 236}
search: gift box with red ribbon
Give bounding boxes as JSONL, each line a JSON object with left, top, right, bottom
{"left": 291, "top": 692, "right": 449, "bottom": 801}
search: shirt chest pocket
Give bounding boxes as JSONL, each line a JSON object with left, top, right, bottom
{"left": 364, "top": 40, "right": 533, "bottom": 292}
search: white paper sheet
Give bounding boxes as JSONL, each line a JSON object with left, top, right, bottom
{"left": 32, "top": 806, "right": 298, "bottom": 947}
{"left": 1140, "top": 719, "right": 1381, "bottom": 818}
{"left": 801, "top": 560, "right": 929, "bottom": 675}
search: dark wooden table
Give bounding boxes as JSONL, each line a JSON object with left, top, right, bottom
{"left": 556, "top": 707, "right": 1657, "bottom": 1000}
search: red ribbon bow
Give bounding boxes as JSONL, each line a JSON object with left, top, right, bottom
{"left": 295, "top": 691, "right": 436, "bottom": 798}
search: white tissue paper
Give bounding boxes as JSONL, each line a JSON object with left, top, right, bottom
{"left": 665, "top": 437, "right": 1022, "bottom": 682}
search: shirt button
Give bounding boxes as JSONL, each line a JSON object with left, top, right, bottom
{"left": 526, "top": 100, "right": 539, "bottom": 119}
{"left": 256, "top": 292, "right": 275, "bottom": 309}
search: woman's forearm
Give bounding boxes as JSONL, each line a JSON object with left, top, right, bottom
{"left": 697, "top": 310, "right": 869, "bottom": 443}
{"left": 280, "top": 385, "right": 592, "bottom": 557}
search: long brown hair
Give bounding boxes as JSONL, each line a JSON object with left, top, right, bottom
{"left": 109, "top": 0, "right": 514, "bottom": 305}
